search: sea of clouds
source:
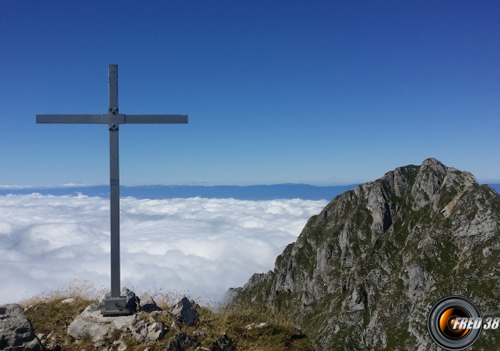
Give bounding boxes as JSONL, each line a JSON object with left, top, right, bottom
{"left": 0, "top": 194, "right": 327, "bottom": 305}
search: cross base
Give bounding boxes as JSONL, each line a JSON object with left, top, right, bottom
{"left": 101, "top": 297, "right": 134, "bottom": 316}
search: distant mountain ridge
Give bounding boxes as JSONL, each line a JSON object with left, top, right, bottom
{"left": 2, "top": 183, "right": 499, "bottom": 201}
{"left": 0, "top": 184, "right": 356, "bottom": 201}
{"left": 227, "top": 158, "right": 500, "bottom": 350}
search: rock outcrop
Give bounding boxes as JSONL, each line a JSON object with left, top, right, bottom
{"left": 68, "top": 290, "right": 196, "bottom": 349}
{"left": 228, "top": 158, "right": 500, "bottom": 350}
{"left": 68, "top": 303, "right": 140, "bottom": 347}
{"left": 0, "top": 304, "right": 43, "bottom": 351}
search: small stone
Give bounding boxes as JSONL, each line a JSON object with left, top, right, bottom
{"left": 245, "top": 322, "right": 268, "bottom": 330}
{"left": 213, "top": 333, "right": 236, "bottom": 351}
{"left": 61, "top": 298, "right": 76, "bottom": 304}
{"left": 165, "top": 333, "right": 198, "bottom": 351}
{"left": 145, "top": 322, "right": 166, "bottom": 343}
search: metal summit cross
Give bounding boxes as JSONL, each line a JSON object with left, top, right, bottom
{"left": 37, "top": 64, "right": 188, "bottom": 316}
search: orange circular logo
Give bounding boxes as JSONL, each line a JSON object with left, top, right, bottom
{"left": 439, "top": 307, "right": 470, "bottom": 339}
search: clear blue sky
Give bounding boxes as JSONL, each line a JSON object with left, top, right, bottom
{"left": 1, "top": 1, "right": 499, "bottom": 186}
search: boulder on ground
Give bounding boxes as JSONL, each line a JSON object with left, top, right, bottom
{"left": 169, "top": 297, "right": 198, "bottom": 326}
{"left": 137, "top": 293, "right": 162, "bottom": 312}
{"left": 0, "top": 304, "right": 43, "bottom": 351}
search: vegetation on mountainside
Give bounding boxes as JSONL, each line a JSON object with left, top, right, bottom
{"left": 230, "top": 160, "right": 500, "bottom": 350}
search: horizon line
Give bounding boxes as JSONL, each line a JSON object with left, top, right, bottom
{"left": 0, "top": 182, "right": 361, "bottom": 190}
{"left": 1, "top": 180, "right": 500, "bottom": 190}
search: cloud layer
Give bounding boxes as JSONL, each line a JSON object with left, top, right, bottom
{"left": 0, "top": 194, "right": 327, "bottom": 304}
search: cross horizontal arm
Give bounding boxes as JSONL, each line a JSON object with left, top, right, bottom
{"left": 124, "top": 115, "right": 188, "bottom": 124}
{"left": 36, "top": 114, "right": 188, "bottom": 124}
{"left": 37, "top": 114, "right": 113, "bottom": 124}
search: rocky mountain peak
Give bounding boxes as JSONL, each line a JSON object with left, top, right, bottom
{"left": 228, "top": 158, "right": 500, "bottom": 350}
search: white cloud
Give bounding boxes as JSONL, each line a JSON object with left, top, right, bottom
{"left": 0, "top": 194, "right": 327, "bottom": 305}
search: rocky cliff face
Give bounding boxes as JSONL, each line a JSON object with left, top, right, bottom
{"left": 228, "top": 158, "right": 500, "bottom": 350}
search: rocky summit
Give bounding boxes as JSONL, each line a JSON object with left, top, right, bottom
{"left": 227, "top": 158, "right": 500, "bottom": 351}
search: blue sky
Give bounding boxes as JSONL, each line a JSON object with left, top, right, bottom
{"left": 1, "top": 1, "right": 499, "bottom": 186}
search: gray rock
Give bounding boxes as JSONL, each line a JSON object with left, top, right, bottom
{"left": 212, "top": 333, "right": 236, "bottom": 351}
{"left": 169, "top": 297, "right": 198, "bottom": 326}
{"left": 0, "top": 304, "right": 43, "bottom": 351}
{"left": 68, "top": 301, "right": 167, "bottom": 346}
{"left": 145, "top": 322, "right": 166, "bottom": 343}
{"left": 131, "top": 319, "right": 149, "bottom": 343}
{"left": 164, "top": 332, "right": 198, "bottom": 351}
{"left": 68, "top": 303, "right": 137, "bottom": 342}
{"left": 138, "top": 293, "right": 162, "bottom": 312}
{"left": 227, "top": 158, "right": 500, "bottom": 350}
{"left": 121, "top": 287, "right": 138, "bottom": 312}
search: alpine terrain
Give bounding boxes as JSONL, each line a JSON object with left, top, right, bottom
{"left": 227, "top": 158, "right": 500, "bottom": 351}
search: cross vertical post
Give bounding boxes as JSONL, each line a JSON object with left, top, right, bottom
{"left": 108, "top": 64, "right": 121, "bottom": 300}
{"left": 36, "top": 64, "right": 188, "bottom": 316}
